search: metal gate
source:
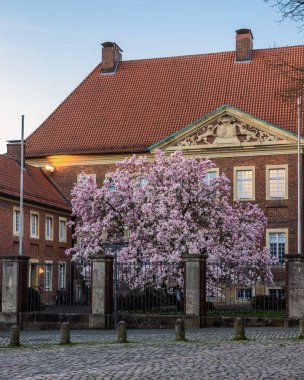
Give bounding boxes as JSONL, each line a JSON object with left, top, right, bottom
{"left": 26, "top": 261, "right": 92, "bottom": 314}
{"left": 114, "top": 260, "right": 184, "bottom": 325}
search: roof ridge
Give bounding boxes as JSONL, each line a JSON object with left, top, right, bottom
{"left": 25, "top": 43, "right": 304, "bottom": 158}
{"left": 122, "top": 44, "right": 304, "bottom": 63}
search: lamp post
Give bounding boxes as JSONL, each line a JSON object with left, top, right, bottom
{"left": 19, "top": 115, "right": 24, "bottom": 257}
{"left": 101, "top": 226, "right": 129, "bottom": 329}
{"left": 298, "top": 96, "right": 302, "bottom": 255}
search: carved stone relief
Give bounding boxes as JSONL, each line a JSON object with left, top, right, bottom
{"left": 176, "top": 115, "right": 281, "bottom": 146}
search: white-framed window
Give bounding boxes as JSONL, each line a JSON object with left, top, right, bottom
{"left": 29, "top": 260, "right": 39, "bottom": 288}
{"left": 237, "top": 288, "right": 252, "bottom": 300}
{"left": 59, "top": 217, "right": 67, "bottom": 243}
{"left": 58, "top": 263, "right": 66, "bottom": 289}
{"left": 13, "top": 207, "right": 20, "bottom": 236}
{"left": 269, "top": 288, "right": 285, "bottom": 298}
{"left": 138, "top": 177, "right": 148, "bottom": 188}
{"left": 30, "top": 211, "right": 39, "bottom": 238}
{"left": 77, "top": 173, "right": 96, "bottom": 184}
{"left": 45, "top": 215, "right": 54, "bottom": 240}
{"left": 234, "top": 166, "right": 255, "bottom": 201}
{"left": 205, "top": 168, "right": 219, "bottom": 185}
{"left": 266, "top": 165, "right": 288, "bottom": 200}
{"left": 269, "top": 232, "right": 286, "bottom": 265}
{"left": 105, "top": 174, "right": 116, "bottom": 192}
{"left": 45, "top": 263, "right": 53, "bottom": 291}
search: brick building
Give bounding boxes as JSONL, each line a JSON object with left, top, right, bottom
{"left": 0, "top": 152, "right": 72, "bottom": 306}
{"left": 11, "top": 28, "right": 304, "bottom": 300}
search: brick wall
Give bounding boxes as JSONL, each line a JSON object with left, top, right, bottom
{"left": 45, "top": 163, "right": 117, "bottom": 200}
{"left": 210, "top": 153, "right": 299, "bottom": 254}
{"left": 0, "top": 198, "right": 72, "bottom": 310}
{"left": 44, "top": 152, "right": 300, "bottom": 254}
{"left": 0, "top": 198, "right": 72, "bottom": 261}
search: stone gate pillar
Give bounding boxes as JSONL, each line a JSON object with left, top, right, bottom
{"left": 182, "top": 254, "right": 206, "bottom": 328}
{"left": 286, "top": 254, "right": 304, "bottom": 319}
{"left": 89, "top": 255, "right": 114, "bottom": 329}
{"left": 0, "top": 256, "right": 29, "bottom": 327}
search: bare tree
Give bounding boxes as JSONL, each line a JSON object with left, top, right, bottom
{"left": 264, "top": 1, "right": 304, "bottom": 99}
{"left": 265, "top": 0, "right": 304, "bottom": 27}
{"left": 266, "top": 48, "right": 304, "bottom": 99}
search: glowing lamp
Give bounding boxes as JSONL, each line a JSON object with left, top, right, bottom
{"left": 45, "top": 165, "right": 55, "bottom": 173}
{"left": 39, "top": 267, "right": 44, "bottom": 275}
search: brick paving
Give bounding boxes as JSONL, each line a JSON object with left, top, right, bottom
{"left": 0, "top": 328, "right": 303, "bottom": 379}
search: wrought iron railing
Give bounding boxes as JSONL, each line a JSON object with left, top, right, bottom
{"left": 116, "top": 261, "right": 184, "bottom": 315}
{"left": 205, "top": 262, "right": 286, "bottom": 317}
{"left": 26, "top": 261, "right": 92, "bottom": 314}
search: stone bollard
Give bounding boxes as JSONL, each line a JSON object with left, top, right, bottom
{"left": 175, "top": 318, "right": 186, "bottom": 341}
{"left": 234, "top": 317, "right": 246, "bottom": 340}
{"left": 299, "top": 320, "right": 304, "bottom": 339}
{"left": 60, "top": 322, "right": 71, "bottom": 345}
{"left": 9, "top": 325, "right": 20, "bottom": 347}
{"left": 117, "top": 321, "right": 127, "bottom": 343}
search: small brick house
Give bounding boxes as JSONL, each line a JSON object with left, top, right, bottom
{"left": 0, "top": 153, "right": 72, "bottom": 307}
{"left": 11, "top": 28, "right": 304, "bottom": 302}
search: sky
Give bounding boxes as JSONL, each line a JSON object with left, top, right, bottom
{"left": 0, "top": 0, "right": 303, "bottom": 153}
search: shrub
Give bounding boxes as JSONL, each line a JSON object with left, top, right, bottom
{"left": 251, "top": 295, "right": 285, "bottom": 311}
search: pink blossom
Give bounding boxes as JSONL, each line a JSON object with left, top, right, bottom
{"left": 67, "top": 150, "right": 276, "bottom": 288}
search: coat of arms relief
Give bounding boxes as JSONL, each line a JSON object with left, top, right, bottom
{"left": 176, "top": 115, "right": 281, "bottom": 146}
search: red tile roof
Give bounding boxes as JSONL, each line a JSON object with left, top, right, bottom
{"left": 0, "top": 155, "right": 70, "bottom": 211}
{"left": 26, "top": 45, "right": 304, "bottom": 157}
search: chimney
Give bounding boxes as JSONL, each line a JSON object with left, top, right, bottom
{"left": 6, "top": 140, "right": 26, "bottom": 163}
{"left": 235, "top": 29, "right": 253, "bottom": 62}
{"left": 101, "top": 42, "right": 123, "bottom": 73}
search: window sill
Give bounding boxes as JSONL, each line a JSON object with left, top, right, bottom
{"left": 29, "top": 240, "right": 39, "bottom": 245}
{"left": 234, "top": 199, "right": 255, "bottom": 202}
{"left": 266, "top": 198, "right": 288, "bottom": 201}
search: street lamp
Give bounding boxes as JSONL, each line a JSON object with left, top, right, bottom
{"left": 297, "top": 96, "right": 302, "bottom": 255}
{"left": 101, "top": 226, "right": 129, "bottom": 329}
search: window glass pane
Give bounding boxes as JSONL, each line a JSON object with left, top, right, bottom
{"left": 108, "top": 178, "right": 116, "bottom": 192}
{"left": 269, "top": 232, "right": 285, "bottom": 264}
{"left": 269, "top": 169, "right": 286, "bottom": 198}
{"left": 14, "top": 210, "right": 20, "bottom": 233}
{"left": 236, "top": 170, "right": 253, "bottom": 199}
{"left": 138, "top": 177, "right": 148, "bottom": 188}
{"left": 31, "top": 214, "right": 38, "bottom": 237}
{"left": 45, "top": 264, "right": 52, "bottom": 290}
{"left": 45, "top": 217, "right": 53, "bottom": 239}
{"left": 59, "top": 219, "right": 66, "bottom": 242}
{"left": 59, "top": 264, "right": 65, "bottom": 289}
{"left": 237, "top": 288, "right": 252, "bottom": 300}
{"left": 31, "top": 264, "right": 39, "bottom": 288}
{"left": 205, "top": 171, "right": 217, "bottom": 185}
{"left": 269, "top": 288, "right": 285, "bottom": 298}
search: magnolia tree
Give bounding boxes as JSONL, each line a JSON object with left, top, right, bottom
{"left": 67, "top": 150, "right": 276, "bottom": 289}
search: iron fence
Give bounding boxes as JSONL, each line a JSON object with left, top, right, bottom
{"left": 26, "top": 261, "right": 91, "bottom": 314}
{"left": 206, "top": 262, "right": 286, "bottom": 317}
{"left": 116, "top": 261, "right": 184, "bottom": 316}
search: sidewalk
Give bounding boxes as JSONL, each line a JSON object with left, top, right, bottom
{"left": 0, "top": 328, "right": 303, "bottom": 379}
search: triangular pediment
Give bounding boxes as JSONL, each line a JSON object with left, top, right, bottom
{"left": 149, "top": 105, "right": 301, "bottom": 153}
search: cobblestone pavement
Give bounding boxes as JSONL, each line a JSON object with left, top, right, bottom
{"left": 0, "top": 328, "right": 303, "bottom": 379}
